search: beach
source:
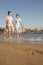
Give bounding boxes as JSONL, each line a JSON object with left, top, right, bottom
{"left": 0, "top": 40, "right": 43, "bottom": 65}
{"left": 0, "top": 0, "right": 43, "bottom": 65}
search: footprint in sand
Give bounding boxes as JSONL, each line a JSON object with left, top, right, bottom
{"left": 16, "top": 48, "right": 36, "bottom": 55}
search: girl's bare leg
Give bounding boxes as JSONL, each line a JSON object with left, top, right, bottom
{"left": 16, "top": 29, "right": 19, "bottom": 38}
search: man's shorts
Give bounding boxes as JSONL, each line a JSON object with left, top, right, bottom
{"left": 7, "top": 26, "right": 13, "bottom": 32}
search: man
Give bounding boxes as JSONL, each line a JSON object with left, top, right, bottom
{"left": 6, "top": 11, "right": 13, "bottom": 36}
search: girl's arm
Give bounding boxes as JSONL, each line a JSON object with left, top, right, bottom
{"left": 12, "top": 20, "right": 16, "bottom": 30}
{"left": 20, "top": 21, "right": 23, "bottom": 28}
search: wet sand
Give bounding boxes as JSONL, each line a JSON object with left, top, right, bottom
{"left": 0, "top": 41, "right": 43, "bottom": 65}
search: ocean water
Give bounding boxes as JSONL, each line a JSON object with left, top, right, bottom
{"left": 0, "top": 32, "right": 43, "bottom": 43}
{"left": 20, "top": 32, "right": 43, "bottom": 38}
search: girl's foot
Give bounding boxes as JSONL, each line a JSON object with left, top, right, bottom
{"left": 17, "top": 35, "right": 19, "bottom": 38}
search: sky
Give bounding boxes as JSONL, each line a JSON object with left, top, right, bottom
{"left": 0, "top": 0, "right": 43, "bottom": 29}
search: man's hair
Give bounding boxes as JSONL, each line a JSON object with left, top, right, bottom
{"left": 16, "top": 14, "right": 20, "bottom": 17}
{"left": 8, "top": 11, "right": 11, "bottom": 15}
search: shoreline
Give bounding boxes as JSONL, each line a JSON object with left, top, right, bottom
{"left": 0, "top": 36, "right": 43, "bottom": 44}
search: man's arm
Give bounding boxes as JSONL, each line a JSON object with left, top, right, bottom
{"left": 5, "top": 16, "right": 8, "bottom": 27}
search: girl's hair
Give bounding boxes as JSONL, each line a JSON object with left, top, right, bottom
{"left": 16, "top": 14, "right": 20, "bottom": 17}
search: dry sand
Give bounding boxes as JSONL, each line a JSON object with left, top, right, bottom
{"left": 0, "top": 41, "right": 43, "bottom": 65}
